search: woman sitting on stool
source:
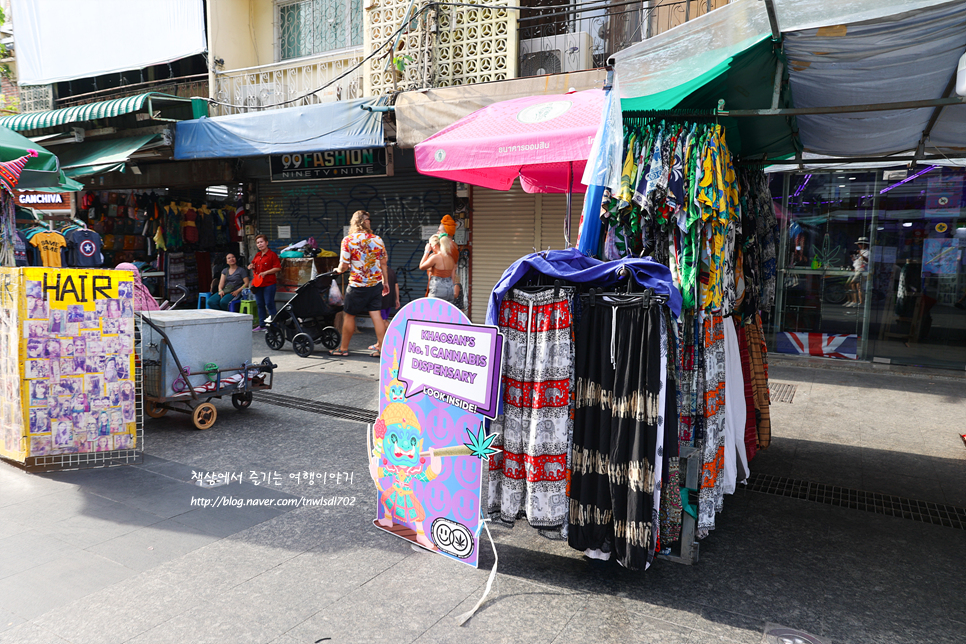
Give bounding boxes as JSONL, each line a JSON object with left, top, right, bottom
{"left": 207, "top": 253, "right": 250, "bottom": 310}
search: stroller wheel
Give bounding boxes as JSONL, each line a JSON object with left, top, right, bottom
{"left": 292, "top": 333, "right": 315, "bottom": 358}
{"left": 265, "top": 326, "right": 285, "bottom": 350}
{"left": 320, "top": 326, "right": 341, "bottom": 350}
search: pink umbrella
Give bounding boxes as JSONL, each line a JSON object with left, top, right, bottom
{"left": 415, "top": 89, "right": 604, "bottom": 194}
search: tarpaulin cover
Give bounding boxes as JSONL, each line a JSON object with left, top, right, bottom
{"left": 414, "top": 89, "right": 604, "bottom": 193}
{"left": 174, "top": 98, "right": 387, "bottom": 160}
{"left": 611, "top": 0, "right": 966, "bottom": 159}
{"left": 11, "top": 0, "right": 206, "bottom": 86}
{"left": 57, "top": 134, "right": 161, "bottom": 178}
{"left": 784, "top": 0, "right": 966, "bottom": 156}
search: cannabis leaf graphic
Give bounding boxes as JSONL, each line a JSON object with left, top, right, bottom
{"left": 463, "top": 423, "right": 500, "bottom": 460}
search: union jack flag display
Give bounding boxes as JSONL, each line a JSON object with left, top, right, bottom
{"left": 775, "top": 332, "right": 858, "bottom": 360}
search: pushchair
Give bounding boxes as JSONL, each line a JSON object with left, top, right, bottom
{"left": 264, "top": 271, "right": 342, "bottom": 357}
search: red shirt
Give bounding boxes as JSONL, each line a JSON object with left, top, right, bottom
{"left": 251, "top": 249, "right": 281, "bottom": 287}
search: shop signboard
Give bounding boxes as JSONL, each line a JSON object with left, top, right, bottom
{"left": 269, "top": 147, "right": 394, "bottom": 182}
{"left": 370, "top": 298, "right": 503, "bottom": 568}
{"left": 924, "top": 173, "right": 964, "bottom": 219}
{"left": 0, "top": 268, "right": 138, "bottom": 463}
{"left": 14, "top": 190, "right": 73, "bottom": 211}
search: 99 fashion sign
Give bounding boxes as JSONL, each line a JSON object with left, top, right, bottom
{"left": 269, "top": 147, "right": 393, "bottom": 182}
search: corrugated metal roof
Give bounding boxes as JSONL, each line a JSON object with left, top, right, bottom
{"left": 0, "top": 93, "right": 178, "bottom": 132}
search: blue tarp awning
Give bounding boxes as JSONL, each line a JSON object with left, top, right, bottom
{"left": 173, "top": 98, "right": 387, "bottom": 160}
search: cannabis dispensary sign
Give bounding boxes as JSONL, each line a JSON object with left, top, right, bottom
{"left": 269, "top": 147, "right": 393, "bottom": 182}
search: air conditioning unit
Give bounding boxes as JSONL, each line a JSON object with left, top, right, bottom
{"left": 519, "top": 32, "right": 593, "bottom": 77}
{"left": 240, "top": 83, "right": 289, "bottom": 108}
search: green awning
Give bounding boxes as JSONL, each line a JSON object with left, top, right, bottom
{"left": 619, "top": 36, "right": 797, "bottom": 159}
{"left": 0, "top": 93, "right": 195, "bottom": 133}
{"left": 57, "top": 133, "right": 161, "bottom": 178}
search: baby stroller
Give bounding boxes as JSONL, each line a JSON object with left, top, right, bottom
{"left": 264, "top": 271, "right": 342, "bottom": 357}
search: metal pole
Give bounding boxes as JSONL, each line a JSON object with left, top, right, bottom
{"left": 858, "top": 172, "right": 880, "bottom": 361}
{"left": 772, "top": 172, "right": 791, "bottom": 340}
{"left": 762, "top": 0, "right": 781, "bottom": 40}
{"left": 565, "top": 161, "right": 573, "bottom": 247}
{"left": 719, "top": 95, "right": 966, "bottom": 117}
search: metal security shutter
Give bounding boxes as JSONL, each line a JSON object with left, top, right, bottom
{"left": 470, "top": 184, "right": 536, "bottom": 324}
{"left": 257, "top": 164, "right": 455, "bottom": 307}
{"left": 538, "top": 192, "right": 585, "bottom": 253}
{"left": 470, "top": 188, "right": 586, "bottom": 324}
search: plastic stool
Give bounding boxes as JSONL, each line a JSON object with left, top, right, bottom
{"left": 197, "top": 292, "right": 213, "bottom": 309}
{"left": 239, "top": 300, "right": 257, "bottom": 325}
{"left": 228, "top": 300, "right": 241, "bottom": 313}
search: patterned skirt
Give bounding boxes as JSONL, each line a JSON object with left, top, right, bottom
{"left": 488, "top": 288, "right": 574, "bottom": 530}
{"left": 568, "top": 298, "right": 664, "bottom": 570}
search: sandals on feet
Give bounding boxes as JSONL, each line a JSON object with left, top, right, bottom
{"left": 369, "top": 350, "right": 381, "bottom": 358}
{"left": 329, "top": 349, "right": 350, "bottom": 356}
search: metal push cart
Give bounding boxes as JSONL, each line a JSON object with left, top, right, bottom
{"left": 139, "top": 314, "right": 277, "bottom": 429}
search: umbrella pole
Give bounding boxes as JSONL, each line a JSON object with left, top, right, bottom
{"left": 565, "top": 161, "right": 573, "bottom": 248}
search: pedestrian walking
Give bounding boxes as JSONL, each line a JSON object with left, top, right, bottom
{"left": 332, "top": 210, "right": 389, "bottom": 357}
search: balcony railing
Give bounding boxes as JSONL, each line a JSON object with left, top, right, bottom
{"left": 55, "top": 75, "right": 209, "bottom": 108}
{"left": 518, "top": 0, "right": 722, "bottom": 76}
{"left": 211, "top": 49, "right": 364, "bottom": 116}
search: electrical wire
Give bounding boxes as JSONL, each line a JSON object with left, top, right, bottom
{"left": 200, "top": 1, "right": 442, "bottom": 111}
{"left": 198, "top": 0, "right": 620, "bottom": 111}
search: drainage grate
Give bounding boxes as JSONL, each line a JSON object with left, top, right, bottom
{"left": 745, "top": 472, "right": 966, "bottom": 530}
{"left": 769, "top": 382, "right": 797, "bottom": 403}
{"left": 253, "top": 391, "right": 378, "bottom": 424}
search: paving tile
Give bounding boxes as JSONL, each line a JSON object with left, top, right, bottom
{"left": 414, "top": 576, "right": 581, "bottom": 644}
{"left": 166, "top": 503, "right": 289, "bottom": 539}
{"left": 285, "top": 549, "right": 486, "bottom": 644}
{"left": 550, "top": 596, "right": 693, "bottom": 644}
{"left": 0, "top": 488, "right": 120, "bottom": 529}
{"left": 0, "top": 608, "right": 26, "bottom": 634}
{"left": 0, "top": 621, "right": 70, "bottom": 644}
{"left": 33, "top": 574, "right": 203, "bottom": 644}
{"left": 0, "top": 529, "right": 79, "bottom": 580}
{"left": 0, "top": 549, "right": 135, "bottom": 620}
{"left": 0, "top": 467, "right": 66, "bottom": 509}
{"left": 152, "top": 538, "right": 298, "bottom": 601}
{"left": 31, "top": 500, "right": 166, "bottom": 550}
{"left": 84, "top": 516, "right": 220, "bottom": 572}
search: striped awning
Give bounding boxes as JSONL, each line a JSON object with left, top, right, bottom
{"left": 0, "top": 93, "right": 189, "bottom": 133}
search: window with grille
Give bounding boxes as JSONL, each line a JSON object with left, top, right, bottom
{"left": 277, "top": 0, "right": 363, "bottom": 60}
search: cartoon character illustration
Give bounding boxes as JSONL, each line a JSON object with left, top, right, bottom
{"left": 383, "top": 350, "right": 407, "bottom": 402}
{"left": 370, "top": 402, "right": 442, "bottom": 550}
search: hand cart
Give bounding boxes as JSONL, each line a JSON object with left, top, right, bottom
{"left": 138, "top": 314, "right": 277, "bottom": 429}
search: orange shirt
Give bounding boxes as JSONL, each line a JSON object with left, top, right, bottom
{"left": 29, "top": 231, "right": 67, "bottom": 267}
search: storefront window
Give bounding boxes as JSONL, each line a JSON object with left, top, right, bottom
{"left": 769, "top": 167, "right": 966, "bottom": 371}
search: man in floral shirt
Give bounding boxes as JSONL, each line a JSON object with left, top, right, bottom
{"left": 333, "top": 210, "right": 389, "bottom": 357}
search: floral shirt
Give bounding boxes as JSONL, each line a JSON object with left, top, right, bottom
{"left": 340, "top": 231, "right": 386, "bottom": 287}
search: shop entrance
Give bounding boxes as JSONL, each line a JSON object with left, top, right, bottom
{"left": 770, "top": 167, "right": 966, "bottom": 370}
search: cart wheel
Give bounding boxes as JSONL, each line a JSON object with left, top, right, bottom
{"left": 145, "top": 400, "right": 167, "bottom": 418}
{"left": 292, "top": 333, "right": 315, "bottom": 358}
{"left": 192, "top": 402, "right": 217, "bottom": 430}
{"left": 232, "top": 392, "right": 253, "bottom": 410}
{"left": 320, "top": 326, "right": 341, "bottom": 350}
{"left": 265, "top": 327, "right": 285, "bottom": 350}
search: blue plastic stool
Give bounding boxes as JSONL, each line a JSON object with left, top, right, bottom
{"left": 197, "top": 292, "right": 213, "bottom": 309}
{"left": 239, "top": 300, "right": 257, "bottom": 325}
{"left": 228, "top": 299, "right": 241, "bottom": 313}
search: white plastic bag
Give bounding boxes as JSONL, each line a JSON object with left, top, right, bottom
{"left": 328, "top": 280, "right": 344, "bottom": 306}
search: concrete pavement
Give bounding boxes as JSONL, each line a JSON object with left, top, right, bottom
{"left": 0, "top": 329, "right": 963, "bottom": 644}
